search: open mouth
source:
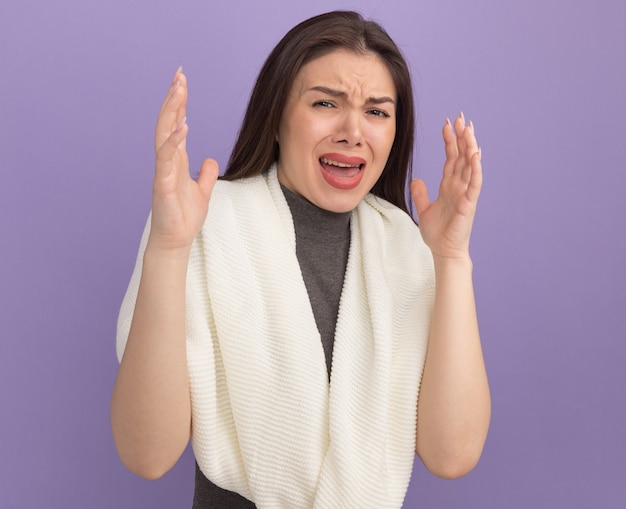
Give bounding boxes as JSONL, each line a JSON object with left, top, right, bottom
{"left": 319, "top": 156, "right": 366, "bottom": 190}
{"left": 319, "top": 157, "right": 363, "bottom": 178}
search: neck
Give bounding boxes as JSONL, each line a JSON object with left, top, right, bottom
{"left": 280, "top": 184, "right": 351, "bottom": 240}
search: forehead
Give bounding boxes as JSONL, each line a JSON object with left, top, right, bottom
{"left": 291, "top": 49, "right": 396, "bottom": 99}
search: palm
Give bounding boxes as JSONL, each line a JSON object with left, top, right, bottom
{"left": 412, "top": 115, "right": 482, "bottom": 260}
{"left": 150, "top": 69, "right": 218, "bottom": 251}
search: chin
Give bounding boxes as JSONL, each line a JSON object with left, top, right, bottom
{"left": 313, "top": 190, "right": 365, "bottom": 213}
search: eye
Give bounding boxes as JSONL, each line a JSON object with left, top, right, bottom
{"left": 368, "top": 108, "right": 391, "bottom": 118}
{"left": 313, "top": 100, "right": 335, "bottom": 108}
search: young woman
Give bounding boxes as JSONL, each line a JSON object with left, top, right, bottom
{"left": 111, "top": 10, "right": 490, "bottom": 508}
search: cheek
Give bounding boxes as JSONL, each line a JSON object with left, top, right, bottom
{"left": 284, "top": 114, "right": 328, "bottom": 149}
{"left": 305, "top": 116, "right": 334, "bottom": 143}
{"left": 385, "top": 124, "right": 397, "bottom": 151}
{"left": 368, "top": 125, "right": 396, "bottom": 156}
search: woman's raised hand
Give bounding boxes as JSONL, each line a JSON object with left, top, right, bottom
{"left": 410, "top": 113, "right": 482, "bottom": 260}
{"left": 150, "top": 67, "right": 219, "bottom": 252}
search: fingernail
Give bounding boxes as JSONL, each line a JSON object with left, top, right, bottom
{"left": 469, "top": 120, "right": 474, "bottom": 130}
{"left": 176, "top": 116, "right": 187, "bottom": 132}
{"left": 173, "top": 66, "right": 183, "bottom": 83}
{"left": 445, "top": 117, "right": 452, "bottom": 127}
{"left": 169, "top": 78, "right": 182, "bottom": 99}
{"left": 478, "top": 147, "right": 482, "bottom": 161}
{"left": 460, "top": 111, "right": 465, "bottom": 123}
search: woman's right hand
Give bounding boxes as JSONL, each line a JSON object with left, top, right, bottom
{"left": 112, "top": 68, "right": 218, "bottom": 478}
{"left": 150, "top": 67, "right": 219, "bottom": 252}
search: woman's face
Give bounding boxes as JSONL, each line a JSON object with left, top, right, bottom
{"left": 277, "top": 49, "right": 396, "bottom": 213}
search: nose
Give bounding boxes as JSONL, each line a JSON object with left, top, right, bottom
{"left": 332, "top": 110, "right": 363, "bottom": 147}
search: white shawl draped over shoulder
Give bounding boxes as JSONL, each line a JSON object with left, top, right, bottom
{"left": 117, "top": 167, "right": 435, "bottom": 508}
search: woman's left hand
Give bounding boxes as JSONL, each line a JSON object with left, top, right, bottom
{"left": 410, "top": 113, "right": 482, "bottom": 260}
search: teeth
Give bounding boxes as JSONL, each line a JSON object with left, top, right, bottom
{"left": 320, "top": 157, "right": 361, "bottom": 168}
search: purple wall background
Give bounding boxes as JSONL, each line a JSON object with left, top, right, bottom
{"left": 1, "top": 0, "right": 624, "bottom": 507}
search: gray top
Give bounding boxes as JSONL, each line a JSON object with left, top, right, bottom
{"left": 192, "top": 184, "right": 351, "bottom": 508}
{"left": 281, "top": 184, "right": 351, "bottom": 377}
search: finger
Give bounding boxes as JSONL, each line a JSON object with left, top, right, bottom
{"left": 158, "top": 66, "right": 184, "bottom": 116}
{"left": 155, "top": 83, "right": 187, "bottom": 152}
{"left": 410, "top": 178, "right": 431, "bottom": 219}
{"left": 466, "top": 148, "right": 483, "bottom": 203}
{"left": 450, "top": 113, "right": 467, "bottom": 178}
{"left": 155, "top": 117, "right": 188, "bottom": 167}
{"left": 442, "top": 118, "right": 458, "bottom": 178}
{"left": 454, "top": 112, "right": 467, "bottom": 157}
{"left": 155, "top": 71, "right": 188, "bottom": 150}
{"left": 170, "top": 72, "right": 188, "bottom": 132}
{"left": 464, "top": 120, "right": 479, "bottom": 157}
{"left": 196, "top": 158, "right": 220, "bottom": 199}
{"left": 460, "top": 121, "right": 480, "bottom": 183}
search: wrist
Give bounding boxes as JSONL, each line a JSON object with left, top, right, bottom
{"left": 432, "top": 253, "right": 474, "bottom": 273}
{"left": 144, "top": 237, "right": 193, "bottom": 266}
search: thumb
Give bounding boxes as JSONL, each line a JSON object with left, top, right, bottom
{"left": 410, "top": 178, "right": 430, "bottom": 219}
{"left": 197, "top": 158, "right": 219, "bottom": 198}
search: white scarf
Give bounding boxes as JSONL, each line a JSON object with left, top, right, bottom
{"left": 117, "top": 167, "right": 435, "bottom": 508}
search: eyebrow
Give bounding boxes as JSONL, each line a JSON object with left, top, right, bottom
{"left": 307, "top": 86, "right": 396, "bottom": 105}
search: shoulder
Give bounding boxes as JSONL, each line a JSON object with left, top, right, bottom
{"left": 212, "top": 173, "right": 268, "bottom": 200}
{"left": 357, "top": 193, "right": 433, "bottom": 273}
{"left": 207, "top": 173, "right": 272, "bottom": 218}
{"left": 359, "top": 194, "right": 423, "bottom": 242}
{"left": 200, "top": 168, "right": 293, "bottom": 244}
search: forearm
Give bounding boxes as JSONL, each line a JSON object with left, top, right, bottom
{"left": 416, "top": 255, "right": 491, "bottom": 479}
{"left": 110, "top": 242, "right": 192, "bottom": 479}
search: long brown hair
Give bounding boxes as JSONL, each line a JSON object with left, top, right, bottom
{"left": 222, "top": 10, "right": 415, "bottom": 215}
